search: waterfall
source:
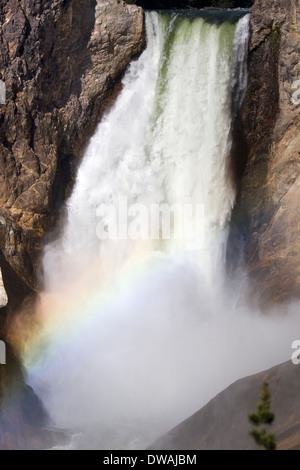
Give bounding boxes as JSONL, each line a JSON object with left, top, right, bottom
{"left": 43, "top": 11, "right": 244, "bottom": 292}
{"left": 23, "top": 11, "right": 299, "bottom": 450}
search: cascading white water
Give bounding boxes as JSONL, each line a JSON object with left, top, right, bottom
{"left": 43, "top": 11, "right": 243, "bottom": 292}
{"left": 24, "top": 11, "right": 299, "bottom": 450}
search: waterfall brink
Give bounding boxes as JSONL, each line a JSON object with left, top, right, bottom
{"left": 22, "top": 11, "right": 299, "bottom": 450}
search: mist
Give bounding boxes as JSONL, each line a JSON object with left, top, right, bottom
{"left": 27, "top": 257, "right": 299, "bottom": 449}
{"left": 16, "top": 11, "right": 300, "bottom": 450}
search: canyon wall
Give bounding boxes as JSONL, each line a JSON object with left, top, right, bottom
{"left": 0, "top": 0, "right": 145, "bottom": 293}
{"left": 230, "top": 0, "right": 300, "bottom": 304}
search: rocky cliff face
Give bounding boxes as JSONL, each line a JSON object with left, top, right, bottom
{"left": 0, "top": 0, "right": 145, "bottom": 292}
{"left": 230, "top": 0, "right": 300, "bottom": 304}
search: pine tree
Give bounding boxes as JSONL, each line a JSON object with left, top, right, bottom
{"left": 248, "top": 382, "right": 276, "bottom": 450}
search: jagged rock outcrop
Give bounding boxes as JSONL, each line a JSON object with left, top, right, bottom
{"left": 0, "top": 0, "right": 145, "bottom": 291}
{"left": 230, "top": 0, "right": 300, "bottom": 304}
{"left": 149, "top": 361, "right": 300, "bottom": 450}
